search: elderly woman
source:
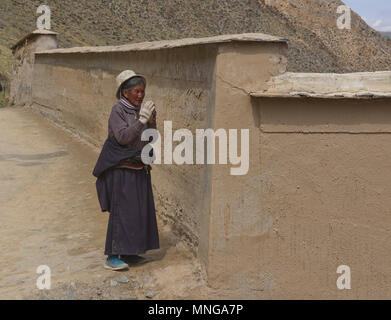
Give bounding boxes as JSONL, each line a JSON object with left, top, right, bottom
{"left": 93, "top": 70, "right": 159, "bottom": 270}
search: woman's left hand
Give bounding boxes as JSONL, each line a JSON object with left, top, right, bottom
{"left": 148, "top": 109, "right": 157, "bottom": 124}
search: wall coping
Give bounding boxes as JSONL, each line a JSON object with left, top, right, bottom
{"left": 35, "top": 33, "right": 288, "bottom": 55}
{"left": 251, "top": 71, "right": 391, "bottom": 99}
{"left": 11, "top": 29, "right": 58, "bottom": 52}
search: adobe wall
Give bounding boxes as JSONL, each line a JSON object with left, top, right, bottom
{"left": 15, "top": 32, "right": 391, "bottom": 298}
{"left": 202, "top": 41, "right": 289, "bottom": 298}
{"left": 251, "top": 96, "right": 391, "bottom": 298}
{"left": 30, "top": 38, "right": 291, "bottom": 296}
{"left": 32, "top": 45, "right": 218, "bottom": 252}
{"left": 10, "top": 33, "right": 57, "bottom": 106}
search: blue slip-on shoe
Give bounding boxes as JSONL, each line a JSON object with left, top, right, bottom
{"left": 104, "top": 255, "right": 129, "bottom": 271}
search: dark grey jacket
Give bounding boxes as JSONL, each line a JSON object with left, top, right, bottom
{"left": 93, "top": 102, "right": 156, "bottom": 211}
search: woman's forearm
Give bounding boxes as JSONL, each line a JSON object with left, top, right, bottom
{"left": 114, "top": 121, "right": 145, "bottom": 145}
{"left": 109, "top": 108, "right": 145, "bottom": 145}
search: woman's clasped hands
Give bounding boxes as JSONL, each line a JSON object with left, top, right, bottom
{"left": 139, "top": 100, "right": 156, "bottom": 124}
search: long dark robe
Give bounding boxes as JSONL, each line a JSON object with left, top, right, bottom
{"left": 101, "top": 168, "right": 159, "bottom": 255}
{"left": 93, "top": 120, "right": 159, "bottom": 256}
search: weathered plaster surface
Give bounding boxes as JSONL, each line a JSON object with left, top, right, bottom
{"left": 255, "top": 98, "right": 391, "bottom": 133}
{"left": 203, "top": 41, "right": 288, "bottom": 298}
{"left": 251, "top": 91, "right": 391, "bottom": 298}
{"left": 257, "top": 131, "right": 391, "bottom": 298}
{"left": 10, "top": 32, "right": 57, "bottom": 106}
{"left": 252, "top": 71, "right": 391, "bottom": 98}
{"left": 33, "top": 44, "right": 218, "bottom": 254}
{"left": 37, "top": 33, "right": 288, "bottom": 55}
{"left": 11, "top": 29, "right": 58, "bottom": 52}
{"left": 10, "top": 31, "right": 391, "bottom": 298}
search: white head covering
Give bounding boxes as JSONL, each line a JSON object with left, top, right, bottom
{"left": 115, "top": 70, "right": 146, "bottom": 99}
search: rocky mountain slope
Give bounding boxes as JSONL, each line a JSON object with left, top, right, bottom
{"left": 1, "top": 0, "right": 390, "bottom": 99}
{"left": 383, "top": 32, "right": 391, "bottom": 39}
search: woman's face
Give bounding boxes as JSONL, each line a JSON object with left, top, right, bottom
{"left": 123, "top": 84, "right": 145, "bottom": 108}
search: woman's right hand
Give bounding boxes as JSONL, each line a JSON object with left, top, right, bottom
{"left": 139, "top": 100, "right": 155, "bottom": 124}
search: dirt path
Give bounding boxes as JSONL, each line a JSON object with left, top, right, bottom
{"left": 0, "top": 106, "right": 213, "bottom": 300}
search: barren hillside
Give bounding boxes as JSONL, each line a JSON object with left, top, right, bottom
{"left": 383, "top": 32, "right": 391, "bottom": 39}
{"left": 1, "top": 0, "right": 390, "bottom": 98}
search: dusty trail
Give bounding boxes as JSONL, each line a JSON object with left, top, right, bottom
{"left": 0, "top": 106, "right": 211, "bottom": 300}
